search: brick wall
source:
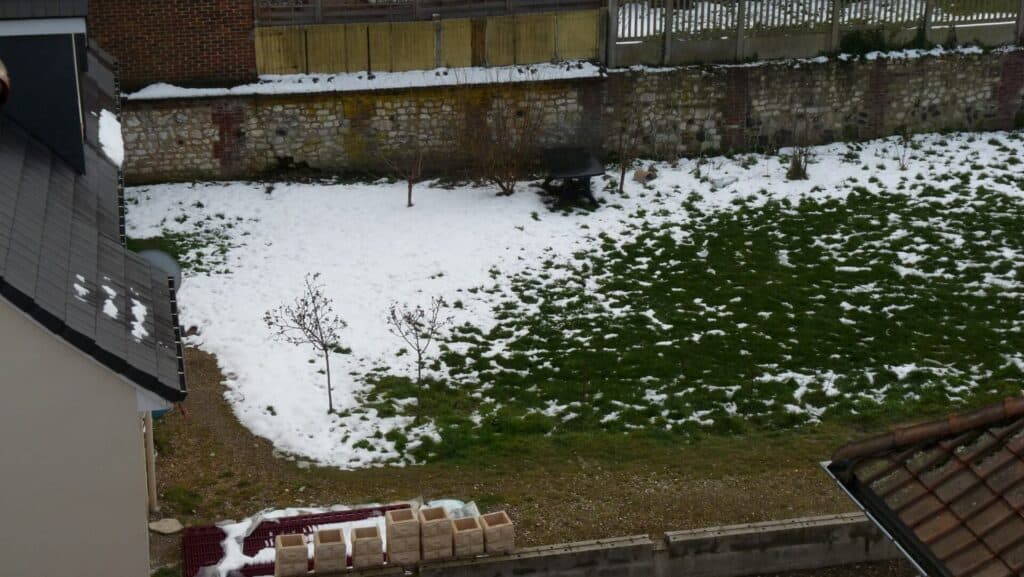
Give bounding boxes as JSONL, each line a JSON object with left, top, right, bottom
{"left": 89, "top": 0, "right": 257, "bottom": 91}
{"left": 120, "top": 49, "right": 1024, "bottom": 184}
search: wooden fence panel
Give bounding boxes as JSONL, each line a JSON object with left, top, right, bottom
{"left": 256, "top": 27, "right": 307, "bottom": 75}
{"left": 486, "top": 14, "right": 517, "bottom": 65}
{"left": 343, "top": 23, "right": 370, "bottom": 72}
{"left": 256, "top": 0, "right": 604, "bottom": 25}
{"left": 558, "top": 9, "right": 602, "bottom": 59}
{"left": 443, "top": 19, "right": 475, "bottom": 68}
{"left": 306, "top": 24, "right": 348, "bottom": 73}
{"left": 367, "top": 22, "right": 393, "bottom": 72}
{"left": 516, "top": 13, "right": 558, "bottom": 63}
{"left": 392, "top": 21, "right": 437, "bottom": 71}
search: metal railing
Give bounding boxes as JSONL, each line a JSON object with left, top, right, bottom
{"left": 615, "top": 0, "right": 1023, "bottom": 41}
{"left": 255, "top": 0, "right": 603, "bottom": 26}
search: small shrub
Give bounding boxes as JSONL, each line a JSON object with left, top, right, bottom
{"left": 164, "top": 486, "right": 202, "bottom": 514}
{"left": 786, "top": 147, "right": 809, "bottom": 180}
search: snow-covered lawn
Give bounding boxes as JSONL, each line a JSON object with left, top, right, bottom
{"left": 127, "top": 130, "right": 1024, "bottom": 469}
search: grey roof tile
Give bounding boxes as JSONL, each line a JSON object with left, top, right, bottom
{"left": 0, "top": 112, "right": 186, "bottom": 401}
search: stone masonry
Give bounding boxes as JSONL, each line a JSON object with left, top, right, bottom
{"left": 122, "top": 49, "right": 1024, "bottom": 184}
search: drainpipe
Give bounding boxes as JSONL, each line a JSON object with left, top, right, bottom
{"left": 144, "top": 412, "right": 160, "bottom": 514}
{"left": 0, "top": 57, "right": 9, "bottom": 106}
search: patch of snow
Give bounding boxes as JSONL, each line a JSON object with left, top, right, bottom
{"left": 101, "top": 285, "right": 118, "bottom": 320}
{"left": 126, "top": 62, "right": 603, "bottom": 101}
{"left": 131, "top": 298, "right": 149, "bottom": 341}
{"left": 126, "top": 128, "right": 1024, "bottom": 468}
{"left": 98, "top": 110, "right": 124, "bottom": 167}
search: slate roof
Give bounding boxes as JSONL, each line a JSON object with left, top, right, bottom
{"left": 0, "top": 0, "right": 88, "bottom": 19}
{"left": 826, "top": 398, "right": 1024, "bottom": 577}
{"left": 0, "top": 78, "right": 186, "bottom": 402}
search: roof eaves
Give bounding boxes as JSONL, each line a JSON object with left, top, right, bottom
{"left": 0, "top": 275, "right": 187, "bottom": 403}
{"left": 822, "top": 460, "right": 951, "bottom": 577}
{"left": 831, "top": 397, "right": 1024, "bottom": 464}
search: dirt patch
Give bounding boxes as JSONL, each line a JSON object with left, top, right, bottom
{"left": 152, "top": 347, "right": 880, "bottom": 571}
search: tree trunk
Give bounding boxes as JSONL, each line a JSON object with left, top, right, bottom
{"left": 416, "top": 351, "right": 423, "bottom": 384}
{"left": 323, "top": 348, "right": 334, "bottom": 413}
{"left": 619, "top": 162, "right": 628, "bottom": 193}
{"left": 407, "top": 180, "right": 414, "bottom": 208}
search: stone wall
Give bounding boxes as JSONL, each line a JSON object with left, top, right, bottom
{"left": 122, "top": 49, "right": 1024, "bottom": 184}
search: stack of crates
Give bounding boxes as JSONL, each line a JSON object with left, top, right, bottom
{"left": 313, "top": 529, "right": 346, "bottom": 574}
{"left": 452, "top": 517, "right": 485, "bottom": 557}
{"left": 273, "top": 534, "right": 308, "bottom": 577}
{"left": 351, "top": 526, "right": 384, "bottom": 569}
{"left": 419, "top": 507, "right": 454, "bottom": 561}
{"left": 480, "top": 511, "right": 515, "bottom": 554}
{"left": 385, "top": 508, "right": 421, "bottom": 566}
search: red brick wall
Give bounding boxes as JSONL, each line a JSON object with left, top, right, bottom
{"left": 89, "top": 0, "right": 257, "bottom": 91}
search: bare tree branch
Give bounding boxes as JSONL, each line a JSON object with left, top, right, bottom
{"left": 468, "top": 85, "right": 541, "bottom": 196}
{"left": 264, "top": 273, "right": 348, "bottom": 412}
{"left": 385, "top": 296, "right": 452, "bottom": 384}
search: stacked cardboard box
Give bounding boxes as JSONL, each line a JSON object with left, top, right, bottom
{"left": 419, "top": 506, "right": 454, "bottom": 561}
{"left": 385, "top": 508, "right": 421, "bottom": 567}
{"left": 351, "top": 526, "right": 384, "bottom": 569}
{"left": 452, "top": 516, "right": 484, "bottom": 558}
{"left": 480, "top": 511, "right": 515, "bottom": 554}
{"left": 313, "top": 529, "right": 346, "bottom": 574}
{"left": 274, "top": 534, "right": 309, "bottom": 577}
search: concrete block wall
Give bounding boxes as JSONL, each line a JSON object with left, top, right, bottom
{"left": 659, "top": 514, "right": 902, "bottom": 577}
{"left": 418, "top": 535, "right": 655, "bottom": 577}
{"left": 121, "top": 49, "right": 1024, "bottom": 184}
{"left": 404, "top": 514, "right": 901, "bottom": 577}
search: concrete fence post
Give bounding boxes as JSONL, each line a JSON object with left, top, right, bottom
{"left": 663, "top": 0, "right": 675, "bottom": 65}
{"left": 830, "top": 0, "right": 842, "bottom": 52}
{"left": 608, "top": 0, "right": 619, "bottom": 68}
{"left": 434, "top": 14, "right": 443, "bottom": 69}
{"left": 922, "top": 0, "right": 935, "bottom": 42}
{"left": 1017, "top": 0, "right": 1024, "bottom": 43}
{"left": 735, "top": 0, "right": 746, "bottom": 61}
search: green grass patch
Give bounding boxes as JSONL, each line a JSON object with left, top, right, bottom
{"left": 164, "top": 486, "right": 203, "bottom": 514}
{"left": 360, "top": 144, "right": 1024, "bottom": 463}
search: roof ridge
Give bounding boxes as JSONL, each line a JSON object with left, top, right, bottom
{"left": 832, "top": 396, "right": 1024, "bottom": 462}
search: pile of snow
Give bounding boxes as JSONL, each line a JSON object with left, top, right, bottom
{"left": 98, "top": 109, "right": 123, "bottom": 167}
{"left": 126, "top": 61, "right": 603, "bottom": 101}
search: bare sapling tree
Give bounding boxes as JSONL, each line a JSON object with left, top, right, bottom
{"left": 470, "top": 85, "right": 540, "bottom": 196}
{"left": 785, "top": 114, "right": 814, "bottom": 180}
{"left": 382, "top": 108, "right": 429, "bottom": 208}
{"left": 896, "top": 129, "right": 911, "bottom": 171}
{"left": 614, "top": 86, "right": 647, "bottom": 193}
{"left": 264, "top": 273, "right": 348, "bottom": 413}
{"left": 786, "top": 144, "right": 810, "bottom": 180}
{"left": 386, "top": 296, "right": 453, "bottom": 385}
{"left": 384, "top": 143, "right": 426, "bottom": 208}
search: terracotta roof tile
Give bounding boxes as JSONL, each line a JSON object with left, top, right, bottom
{"left": 827, "top": 399, "right": 1024, "bottom": 577}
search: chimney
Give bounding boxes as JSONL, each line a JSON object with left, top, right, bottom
{"left": 0, "top": 57, "right": 9, "bottom": 107}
